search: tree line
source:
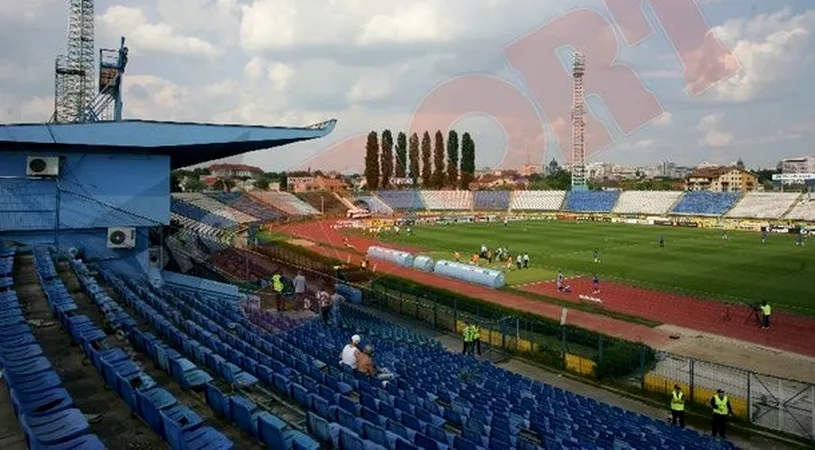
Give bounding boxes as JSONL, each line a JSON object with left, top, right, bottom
{"left": 364, "top": 129, "right": 475, "bottom": 190}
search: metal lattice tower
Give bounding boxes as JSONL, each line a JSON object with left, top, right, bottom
{"left": 53, "top": 0, "right": 96, "bottom": 123}
{"left": 570, "top": 52, "right": 588, "bottom": 191}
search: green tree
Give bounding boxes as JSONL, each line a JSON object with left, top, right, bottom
{"left": 212, "top": 178, "right": 235, "bottom": 191}
{"left": 460, "top": 132, "right": 476, "bottom": 189}
{"left": 432, "top": 130, "right": 445, "bottom": 187}
{"left": 421, "top": 131, "right": 432, "bottom": 188}
{"left": 170, "top": 171, "right": 182, "bottom": 192}
{"left": 253, "top": 177, "right": 270, "bottom": 190}
{"left": 364, "top": 131, "right": 380, "bottom": 190}
{"left": 446, "top": 130, "right": 459, "bottom": 186}
{"left": 408, "top": 132, "right": 420, "bottom": 186}
{"left": 395, "top": 132, "right": 407, "bottom": 179}
{"left": 184, "top": 178, "right": 207, "bottom": 192}
{"left": 380, "top": 129, "right": 394, "bottom": 188}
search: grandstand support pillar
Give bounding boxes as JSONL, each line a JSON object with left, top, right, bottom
{"left": 747, "top": 373, "right": 753, "bottom": 421}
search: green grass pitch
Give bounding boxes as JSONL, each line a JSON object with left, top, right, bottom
{"left": 374, "top": 220, "right": 815, "bottom": 312}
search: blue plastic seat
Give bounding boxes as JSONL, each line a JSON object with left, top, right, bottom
{"left": 21, "top": 408, "right": 91, "bottom": 448}
{"left": 11, "top": 387, "right": 74, "bottom": 418}
{"left": 40, "top": 433, "right": 106, "bottom": 449}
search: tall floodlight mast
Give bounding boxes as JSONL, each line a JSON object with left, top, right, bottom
{"left": 52, "top": 0, "right": 127, "bottom": 123}
{"left": 570, "top": 52, "right": 587, "bottom": 191}
{"left": 53, "top": 0, "right": 95, "bottom": 123}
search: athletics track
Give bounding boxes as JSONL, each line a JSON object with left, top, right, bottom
{"left": 278, "top": 220, "right": 815, "bottom": 357}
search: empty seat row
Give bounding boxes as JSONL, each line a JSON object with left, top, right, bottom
{"left": 1, "top": 247, "right": 107, "bottom": 449}
{"left": 509, "top": 191, "right": 566, "bottom": 211}
{"left": 563, "top": 191, "right": 620, "bottom": 213}
{"left": 101, "top": 271, "right": 321, "bottom": 449}
{"left": 725, "top": 192, "right": 801, "bottom": 219}
{"left": 474, "top": 191, "right": 511, "bottom": 211}
{"left": 670, "top": 192, "right": 741, "bottom": 216}
{"left": 612, "top": 191, "right": 684, "bottom": 215}
{"left": 31, "top": 249, "right": 233, "bottom": 450}
{"left": 174, "top": 193, "right": 259, "bottom": 224}
{"left": 421, "top": 191, "right": 473, "bottom": 210}
{"left": 355, "top": 196, "right": 394, "bottom": 214}
{"left": 376, "top": 191, "right": 425, "bottom": 210}
{"left": 208, "top": 192, "right": 285, "bottom": 222}
{"left": 171, "top": 198, "right": 239, "bottom": 230}
{"left": 250, "top": 192, "right": 320, "bottom": 216}
{"left": 785, "top": 196, "right": 815, "bottom": 220}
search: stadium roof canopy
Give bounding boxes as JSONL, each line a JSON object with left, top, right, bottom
{"left": 0, "top": 119, "right": 337, "bottom": 169}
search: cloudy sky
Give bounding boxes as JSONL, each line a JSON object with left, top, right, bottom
{"left": 1, "top": 0, "right": 813, "bottom": 172}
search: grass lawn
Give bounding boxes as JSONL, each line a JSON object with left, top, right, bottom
{"left": 371, "top": 220, "right": 815, "bottom": 312}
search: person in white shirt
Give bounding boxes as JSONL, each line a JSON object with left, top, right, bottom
{"left": 340, "top": 335, "right": 361, "bottom": 369}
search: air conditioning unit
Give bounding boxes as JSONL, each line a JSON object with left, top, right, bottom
{"left": 107, "top": 227, "right": 136, "bottom": 249}
{"left": 26, "top": 156, "right": 60, "bottom": 177}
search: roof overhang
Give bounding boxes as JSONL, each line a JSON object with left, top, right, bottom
{"left": 0, "top": 119, "right": 337, "bottom": 169}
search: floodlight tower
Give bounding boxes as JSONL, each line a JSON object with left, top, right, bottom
{"left": 570, "top": 51, "right": 588, "bottom": 191}
{"left": 53, "top": 0, "right": 96, "bottom": 123}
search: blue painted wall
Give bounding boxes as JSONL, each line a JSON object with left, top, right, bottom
{"left": 0, "top": 151, "right": 170, "bottom": 274}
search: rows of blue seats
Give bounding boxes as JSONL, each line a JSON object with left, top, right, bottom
{"left": 474, "top": 192, "right": 511, "bottom": 211}
{"left": 33, "top": 248, "right": 235, "bottom": 450}
{"left": 670, "top": 192, "right": 742, "bottom": 216}
{"left": 68, "top": 259, "right": 236, "bottom": 449}
{"left": 101, "top": 271, "right": 320, "bottom": 449}
{"left": 127, "top": 276, "right": 444, "bottom": 450}
{"left": 333, "top": 303, "right": 441, "bottom": 349}
{"left": 377, "top": 191, "right": 426, "bottom": 210}
{"left": 563, "top": 191, "right": 620, "bottom": 212}
{"left": 208, "top": 193, "right": 284, "bottom": 222}
{"left": 171, "top": 197, "right": 238, "bottom": 229}
{"left": 278, "top": 307, "right": 737, "bottom": 450}
{"left": 1, "top": 247, "right": 107, "bottom": 449}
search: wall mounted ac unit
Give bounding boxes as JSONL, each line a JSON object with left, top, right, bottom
{"left": 107, "top": 227, "right": 136, "bottom": 249}
{"left": 26, "top": 156, "right": 60, "bottom": 177}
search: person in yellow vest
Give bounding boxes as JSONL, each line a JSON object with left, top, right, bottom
{"left": 461, "top": 323, "right": 473, "bottom": 354}
{"left": 272, "top": 272, "right": 285, "bottom": 311}
{"left": 472, "top": 324, "right": 481, "bottom": 356}
{"left": 670, "top": 385, "right": 685, "bottom": 428}
{"left": 710, "top": 388, "right": 733, "bottom": 438}
{"left": 760, "top": 301, "right": 771, "bottom": 329}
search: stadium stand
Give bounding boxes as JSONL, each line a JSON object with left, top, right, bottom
{"left": 376, "top": 190, "right": 426, "bottom": 210}
{"left": 670, "top": 192, "right": 742, "bottom": 216}
{"left": 356, "top": 195, "right": 394, "bottom": 215}
{"left": 296, "top": 192, "right": 349, "bottom": 215}
{"left": 510, "top": 191, "right": 567, "bottom": 211}
{"left": 100, "top": 270, "right": 320, "bottom": 449}
{"left": 173, "top": 193, "right": 259, "bottom": 224}
{"left": 251, "top": 191, "right": 321, "bottom": 216}
{"left": 279, "top": 302, "right": 736, "bottom": 450}
{"left": 171, "top": 213, "right": 227, "bottom": 241}
{"left": 564, "top": 191, "right": 621, "bottom": 212}
{"left": 420, "top": 190, "right": 473, "bottom": 210}
{"left": 612, "top": 191, "right": 684, "bottom": 215}
{"left": 474, "top": 191, "right": 512, "bottom": 210}
{"left": 0, "top": 247, "right": 107, "bottom": 449}
{"left": 171, "top": 197, "right": 239, "bottom": 229}
{"left": 784, "top": 195, "right": 815, "bottom": 221}
{"left": 725, "top": 192, "right": 801, "bottom": 219}
{"left": 207, "top": 192, "right": 285, "bottom": 222}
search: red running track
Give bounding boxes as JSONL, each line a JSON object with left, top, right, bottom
{"left": 278, "top": 221, "right": 673, "bottom": 348}
{"left": 519, "top": 278, "right": 815, "bottom": 357}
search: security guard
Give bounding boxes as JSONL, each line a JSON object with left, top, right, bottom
{"left": 272, "top": 272, "right": 284, "bottom": 311}
{"left": 670, "top": 385, "right": 685, "bottom": 428}
{"left": 472, "top": 324, "right": 481, "bottom": 356}
{"left": 760, "top": 301, "right": 771, "bottom": 329}
{"left": 462, "top": 323, "right": 474, "bottom": 355}
{"left": 710, "top": 388, "right": 733, "bottom": 438}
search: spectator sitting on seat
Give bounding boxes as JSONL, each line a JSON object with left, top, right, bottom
{"left": 358, "top": 345, "right": 395, "bottom": 386}
{"left": 340, "top": 334, "right": 361, "bottom": 369}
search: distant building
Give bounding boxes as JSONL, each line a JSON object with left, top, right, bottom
{"left": 684, "top": 167, "right": 759, "bottom": 192}
{"left": 519, "top": 164, "right": 542, "bottom": 177}
{"left": 208, "top": 163, "right": 263, "bottom": 178}
{"left": 287, "top": 176, "right": 346, "bottom": 193}
{"left": 780, "top": 156, "right": 815, "bottom": 174}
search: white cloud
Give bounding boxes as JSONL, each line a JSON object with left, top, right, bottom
{"left": 712, "top": 7, "right": 815, "bottom": 102}
{"left": 696, "top": 113, "right": 733, "bottom": 148}
{"left": 98, "top": 6, "right": 221, "bottom": 58}
{"left": 634, "top": 139, "right": 655, "bottom": 149}
{"left": 268, "top": 63, "right": 295, "bottom": 90}
{"left": 356, "top": 3, "right": 454, "bottom": 45}
{"left": 652, "top": 112, "right": 672, "bottom": 126}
